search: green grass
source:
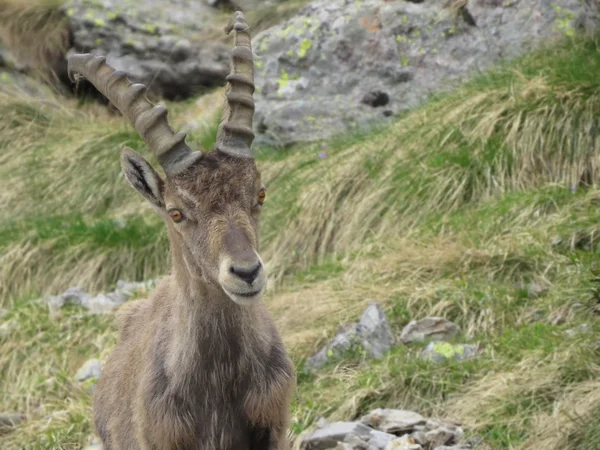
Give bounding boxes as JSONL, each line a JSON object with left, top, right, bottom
{"left": 1, "top": 32, "right": 600, "bottom": 450}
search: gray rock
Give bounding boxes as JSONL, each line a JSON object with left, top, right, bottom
{"left": 61, "top": 0, "right": 232, "bottom": 100}
{"left": 565, "top": 323, "right": 591, "bottom": 337}
{"left": 62, "top": 287, "right": 91, "bottom": 306}
{"left": 419, "top": 342, "right": 481, "bottom": 363}
{"left": 343, "top": 434, "right": 377, "bottom": 450}
{"left": 75, "top": 359, "right": 102, "bottom": 382}
{"left": 306, "top": 302, "right": 394, "bottom": 370}
{"left": 252, "top": 0, "right": 600, "bottom": 147}
{"left": 357, "top": 302, "right": 395, "bottom": 358}
{"left": 400, "top": 317, "right": 460, "bottom": 345}
{"left": 424, "top": 426, "right": 459, "bottom": 448}
{"left": 367, "top": 430, "right": 396, "bottom": 449}
{"left": 361, "top": 409, "right": 426, "bottom": 434}
{"left": 305, "top": 324, "right": 359, "bottom": 370}
{"left": 527, "top": 282, "right": 548, "bottom": 299}
{"left": 301, "top": 422, "right": 373, "bottom": 450}
{"left": 83, "top": 293, "right": 127, "bottom": 315}
{"left": 0, "top": 412, "right": 24, "bottom": 432}
{"left": 45, "top": 286, "right": 90, "bottom": 314}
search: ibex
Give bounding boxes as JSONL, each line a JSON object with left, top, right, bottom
{"left": 67, "top": 12, "right": 295, "bottom": 450}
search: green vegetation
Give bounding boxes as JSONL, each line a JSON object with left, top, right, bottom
{"left": 1, "top": 33, "right": 600, "bottom": 450}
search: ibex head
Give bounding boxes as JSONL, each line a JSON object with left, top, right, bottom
{"left": 68, "top": 12, "right": 267, "bottom": 305}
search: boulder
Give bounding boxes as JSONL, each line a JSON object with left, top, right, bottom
{"left": 252, "top": 0, "right": 600, "bottom": 147}
{"left": 61, "top": 0, "right": 232, "bottom": 100}
{"left": 306, "top": 302, "right": 394, "bottom": 371}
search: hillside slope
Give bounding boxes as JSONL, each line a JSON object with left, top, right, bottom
{"left": 1, "top": 36, "right": 600, "bottom": 449}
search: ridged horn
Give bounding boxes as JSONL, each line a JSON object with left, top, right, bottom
{"left": 215, "top": 11, "right": 255, "bottom": 159}
{"left": 67, "top": 54, "right": 202, "bottom": 177}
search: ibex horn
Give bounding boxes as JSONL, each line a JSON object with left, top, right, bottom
{"left": 67, "top": 54, "right": 202, "bottom": 177}
{"left": 215, "top": 11, "right": 256, "bottom": 159}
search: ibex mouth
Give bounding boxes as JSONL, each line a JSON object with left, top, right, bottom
{"left": 234, "top": 290, "right": 262, "bottom": 298}
{"left": 223, "top": 286, "right": 265, "bottom": 305}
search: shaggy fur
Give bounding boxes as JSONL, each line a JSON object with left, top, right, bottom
{"left": 94, "top": 150, "right": 296, "bottom": 450}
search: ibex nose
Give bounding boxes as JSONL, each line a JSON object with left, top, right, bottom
{"left": 230, "top": 263, "right": 261, "bottom": 284}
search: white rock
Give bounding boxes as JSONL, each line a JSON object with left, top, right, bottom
{"left": 384, "top": 435, "right": 422, "bottom": 450}
{"left": 75, "top": 359, "right": 102, "bottom": 382}
{"left": 301, "top": 422, "right": 373, "bottom": 450}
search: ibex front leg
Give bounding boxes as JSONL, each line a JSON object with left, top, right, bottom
{"left": 244, "top": 345, "right": 295, "bottom": 450}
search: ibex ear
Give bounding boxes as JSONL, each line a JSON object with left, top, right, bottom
{"left": 120, "top": 147, "right": 165, "bottom": 209}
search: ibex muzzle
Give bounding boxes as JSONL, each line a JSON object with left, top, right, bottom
{"left": 68, "top": 11, "right": 295, "bottom": 450}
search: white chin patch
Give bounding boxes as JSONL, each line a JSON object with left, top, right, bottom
{"left": 223, "top": 288, "right": 264, "bottom": 306}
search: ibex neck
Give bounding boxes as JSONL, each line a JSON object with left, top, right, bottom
{"left": 163, "top": 230, "right": 264, "bottom": 387}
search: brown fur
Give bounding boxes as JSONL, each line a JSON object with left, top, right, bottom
{"left": 94, "top": 151, "right": 296, "bottom": 450}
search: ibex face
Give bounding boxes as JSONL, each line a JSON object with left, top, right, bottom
{"left": 153, "top": 152, "right": 267, "bottom": 304}
{"left": 69, "top": 11, "right": 266, "bottom": 304}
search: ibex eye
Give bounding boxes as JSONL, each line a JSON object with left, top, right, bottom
{"left": 257, "top": 189, "right": 266, "bottom": 205}
{"left": 168, "top": 209, "right": 184, "bottom": 223}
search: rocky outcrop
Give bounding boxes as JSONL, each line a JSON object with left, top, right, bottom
{"left": 301, "top": 409, "right": 467, "bottom": 450}
{"left": 252, "top": 0, "right": 600, "bottom": 147}
{"left": 306, "top": 302, "right": 395, "bottom": 371}
{"left": 44, "top": 279, "right": 158, "bottom": 315}
{"left": 62, "top": 0, "right": 233, "bottom": 100}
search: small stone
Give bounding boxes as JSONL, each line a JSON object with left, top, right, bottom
{"left": 361, "top": 409, "right": 426, "bottom": 434}
{"left": 384, "top": 435, "right": 422, "bottom": 450}
{"left": 315, "top": 416, "right": 331, "bottom": 429}
{"left": 410, "top": 431, "right": 428, "bottom": 446}
{"left": 343, "top": 433, "right": 377, "bottom": 450}
{"left": 565, "top": 324, "right": 591, "bottom": 337}
{"left": 400, "top": 317, "right": 460, "bottom": 345}
{"left": 420, "top": 342, "right": 481, "bottom": 363}
{"left": 0, "top": 412, "right": 24, "bottom": 432}
{"left": 75, "top": 359, "right": 102, "bottom": 382}
{"left": 368, "top": 430, "right": 396, "bottom": 449}
{"left": 424, "top": 426, "right": 457, "bottom": 447}
{"left": 62, "top": 287, "right": 90, "bottom": 306}
{"left": 0, "top": 320, "right": 17, "bottom": 338}
{"left": 83, "top": 445, "right": 103, "bottom": 450}
{"left": 84, "top": 293, "right": 126, "bottom": 314}
{"left": 527, "top": 282, "right": 548, "bottom": 299}
{"left": 301, "top": 422, "right": 373, "bottom": 450}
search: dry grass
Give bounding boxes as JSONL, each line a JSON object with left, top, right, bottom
{"left": 0, "top": 0, "right": 69, "bottom": 85}
{"left": 1, "top": 35, "right": 600, "bottom": 450}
